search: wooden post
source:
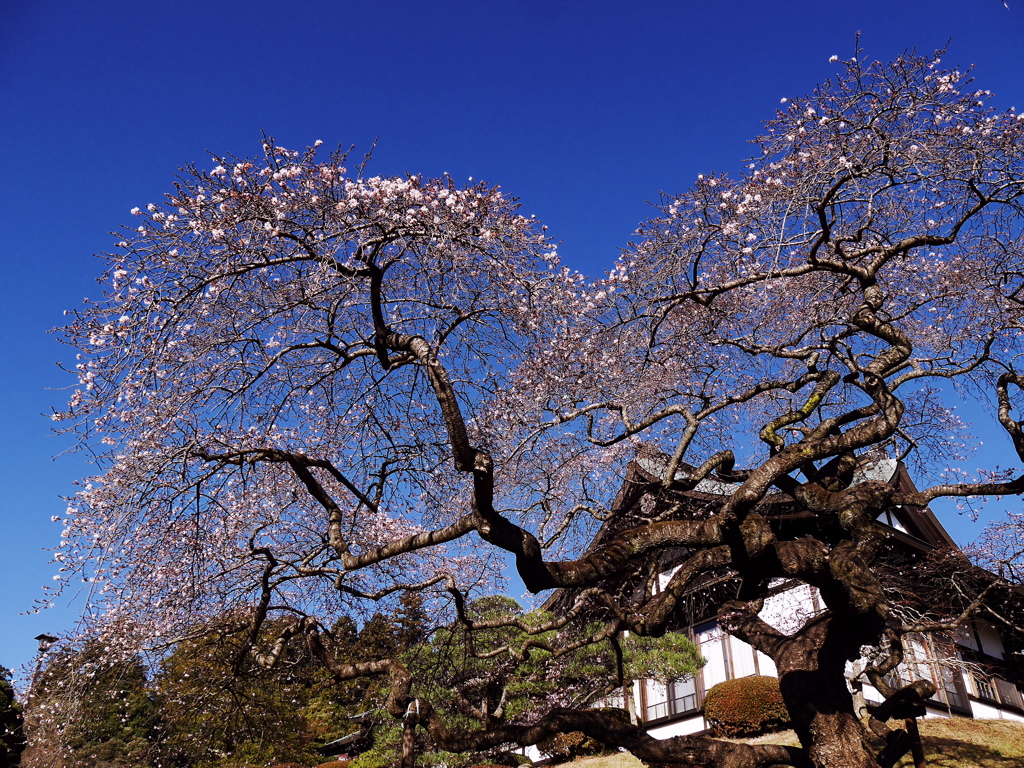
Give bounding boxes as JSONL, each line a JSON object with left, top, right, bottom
{"left": 400, "top": 699, "right": 419, "bottom": 768}
{"left": 623, "top": 682, "right": 638, "bottom": 725}
{"left": 905, "top": 718, "right": 927, "bottom": 768}
{"left": 400, "top": 720, "right": 416, "bottom": 768}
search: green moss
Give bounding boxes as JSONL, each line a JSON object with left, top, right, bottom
{"left": 538, "top": 708, "right": 632, "bottom": 760}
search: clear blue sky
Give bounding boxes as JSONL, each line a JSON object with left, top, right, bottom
{"left": 2, "top": 0, "right": 1023, "bottom": 675}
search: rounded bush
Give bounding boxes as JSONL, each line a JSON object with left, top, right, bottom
{"left": 703, "top": 676, "right": 790, "bottom": 737}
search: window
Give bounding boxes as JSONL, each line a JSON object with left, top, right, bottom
{"left": 695, "top": 621, "right": 728, "bottom": 691}
{"left": 640, "top": 619, "right": 775, "bottom": 722}
{"left": 994, "top": 678, "right": 1024, "bottom": 710}
{"left": 938, "top": 664, "right": 968, "bottom": 711}
{"left": 668, "top": 676, "right": 698, "bottom": 714}
{"left": 644, "top": 677, "right": 699, "bottom": 721}
{"left": 882, "top": 634, "right": 969, "bottom": 712}
{"left": 974, "top": 673, "right": 997, "bottom": 702}
{"left": 644, "top": 682, "right": 670, "bottom": 721}
{"left": 877, "top": 508, "right": 907, "bottom": 533}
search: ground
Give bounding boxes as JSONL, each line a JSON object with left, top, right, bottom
{"left": 549, "top": 719, "right": 1024, "bottom": 768}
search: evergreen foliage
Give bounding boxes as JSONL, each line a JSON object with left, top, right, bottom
{"left": 23, "top": 599, "right": 429, "bottom": 768}
{"left": 348, "top": 597, "right": 701, "bottom": 768}
{"left": 413, "top": 595, "right": 702, "bottom": 726}
{"left": 0, "top": 666, "right": 25, "bottom": 768}
{"left": 153, "top": 622, "right": 320, "bottom": 766}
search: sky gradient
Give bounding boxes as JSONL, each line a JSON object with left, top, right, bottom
{"left": 2, "top": 0, "right": 1023, "bottom": 675}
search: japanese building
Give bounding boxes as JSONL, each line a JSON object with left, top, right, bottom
{"left": 549, "top": 451, "right": 1024, "bottom": 738}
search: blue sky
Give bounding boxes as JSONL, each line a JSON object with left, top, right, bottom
{"left": 2, "top": 0, "right": 1023, "bottom": 675}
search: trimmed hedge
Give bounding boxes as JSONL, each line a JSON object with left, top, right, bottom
{"left": 536, "top": 707, "right": 631, "bottom": 760}
{"left": 703, "top": 676, "right": 790, "bottom": 737}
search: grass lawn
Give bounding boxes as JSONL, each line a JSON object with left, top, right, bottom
{"left": 551, "top": 718, "right": 1024, "bottom": 768}
{"left": 890, "top": 718, "right": 1024, "bottom": 768}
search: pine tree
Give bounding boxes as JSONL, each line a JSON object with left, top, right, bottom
{"left": 0, "top": 666, "right": 25, "bottom": 768}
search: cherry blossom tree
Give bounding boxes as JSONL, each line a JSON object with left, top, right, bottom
{"left": 53, "top": 49, "right": 1024, "bottom": 768}
{"left": 972, "top": 512, "right": 1024, "bottom": 586}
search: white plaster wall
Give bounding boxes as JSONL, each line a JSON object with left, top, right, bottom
{"left": 757, "top": 651, "right": 778, "bottom": 677}
{"left": 863, "top": 683, "right": 883, "bottom": 705}
{"left": 970, "top": 699, "right": 1004, "bottom": 719}
{"left": 648, "top": 715, "right": 708, "bottom": 738}
{"left": 658, "top": 565, "right": 681, "bottom": 592}
{"left": 523, "top": 745, "right": 543, "bottom": 762}
{"left": 977, "top": 622, "right": 1005, "bottom": 659}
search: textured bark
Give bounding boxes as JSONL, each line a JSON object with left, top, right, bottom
{"left": 775, "top": 624, "right": 883, "bottom": 768}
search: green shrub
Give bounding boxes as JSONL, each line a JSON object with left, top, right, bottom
{"left": 703, "top": 676, "right": 790, "bottom": 737}
{"left": 463, "top": 752, "right": 521, "bottom": 767}
{"left": 537, "top": 731, "right": 591, "bottom": 761}
{"left": 537, "top": 707, "right": 630, "bottom": 760}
